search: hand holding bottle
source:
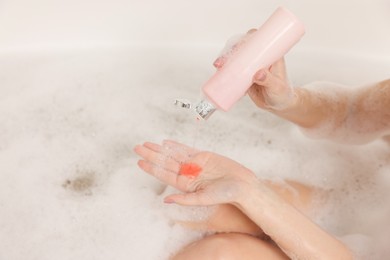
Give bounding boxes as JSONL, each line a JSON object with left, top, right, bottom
{"left": 213, "top": 31, "right": 297, "bottom": 111}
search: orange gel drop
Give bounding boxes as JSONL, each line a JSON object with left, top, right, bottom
{"left": 179, "top": 163, "right": 202, "bottom": 178}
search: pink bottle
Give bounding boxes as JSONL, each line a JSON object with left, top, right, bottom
{"left": 195, "top": 7, "right": 305, "bottom": 120}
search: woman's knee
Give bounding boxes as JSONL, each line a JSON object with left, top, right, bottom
{"left": 172, "top": 234, "right": 238, "bottom": 260}
{"left": 171, "top": 233, "right": 288, "bottom": 260}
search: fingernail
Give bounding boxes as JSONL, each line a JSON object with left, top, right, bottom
{"left": 213, "top": 57, "right": 224, "bottom": 68}
{"left": 254, "top": 70, "right": 266, "bottom": 82}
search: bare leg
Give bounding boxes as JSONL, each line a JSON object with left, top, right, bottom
{"left": 170, "top": 180, "right": 319, "bottom": 259}
{"left": 171, "top": 233, "right": 289, "bottom": 260}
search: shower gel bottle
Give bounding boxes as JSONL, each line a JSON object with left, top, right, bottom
{"left": 195, "top": 7, "right": 305, "bottom": 120}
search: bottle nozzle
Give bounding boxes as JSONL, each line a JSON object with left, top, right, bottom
{"left": 174, "top": 98, "right": 216, "bottom": 120}
{"left": 194, "top": 99, "right": 216, "bottom": 120}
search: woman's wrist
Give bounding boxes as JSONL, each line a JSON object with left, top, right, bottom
{"left": 234, "top": 178, "right": 354, "bottom": 260}
{"left": 268, "top": 87, "right": 323, "bottom": 128}
{"left": 233, "top": 177, "right": 282, "bottom": 214}
{"left": 266, "top": 87, "right": 302, "bottom": 113}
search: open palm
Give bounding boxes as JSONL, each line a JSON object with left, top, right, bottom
{"left": 134, "top": 140, "right": 257, "bottom": 206}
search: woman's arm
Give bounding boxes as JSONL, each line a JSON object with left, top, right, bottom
{"left": 248, "top": 59, "right": 390, "bottom": 143}
{"left": 134, "top": 140, "right": 354, "bottom": 260}
{"left": 269, "top": 79, "right": 390, "bottom": 143}
{"left": 215, "top": 35, "right": 390, "bottom": 143}
{"left": 235, "top": 181, "right": 353, "bottom": 260}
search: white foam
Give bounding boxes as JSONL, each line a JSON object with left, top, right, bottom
{"left": 0, "top": 46, "right": 389, "bottom": 259}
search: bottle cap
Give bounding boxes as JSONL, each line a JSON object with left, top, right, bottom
{"left": 174, "top": 98, "right": 216, "bottom": 120}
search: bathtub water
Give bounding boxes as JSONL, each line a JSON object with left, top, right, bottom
{"left": 0, "top": 44, "right": 389, "bottom": 259}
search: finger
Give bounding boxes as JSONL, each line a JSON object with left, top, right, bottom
{"left": 212, "top": 29, "right": 257, "bottom": 69}
{"left": 252, "top": 69, "right": 287, "bottom": 96}
{"left": 164, "top": 191, "right": 214, "bottom": 206}
{"left": 213, "top": 33, "right": 246, "bottom": 69}
{"left": 269, "top": 58, "right": 287, "bottom": 80}
{"left": 247, "top": 28, "right": 257, "bottom": 34}
{"left": 143, "top": 141, "right": 162, "bottom": 152}
{"left": 134, "top": 144, "right": 162, "bottom": 163}
{"left": 163, "top": 140, "right": 198, "bottom": 153}
{"left": 162, "top": 140, "right": 198, "bottom": 163}
{"left": 134, "top": 144, "right": 181, "bottom": 173}
{"left": 247, "top": 84, "right": 267, "bottom": 108}
{"left": 220, "top": 33, "right": 245, "bottom": 56}
{"left": 213, "top": 42, "right": 243, "bottom": 69}
{"left": 213, "top": 56, "right": 226, "bottom": 69}
{"left": 137, "top": 160, "right": 180, "bottom": 188}
{"left": 140, "top": 140, "right": 196, "bottom": 164}
{"left": 137, "top": 160, "right": 193, "bottom": 192}
{"left": 251, "top": 69, "right": 296, "bottom": 110}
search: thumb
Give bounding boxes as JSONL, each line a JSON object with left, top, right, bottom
{"left": 164, "top": 191, "right": 213, "bottom": 206}
{"left": 252, "top": 69, "right": 287, "bottom": 96}
{"left": 252, "top": 69, "right": 295, "bottom": 110}
{"left": 213, "top": 31, "right": 254, "bottom": 69}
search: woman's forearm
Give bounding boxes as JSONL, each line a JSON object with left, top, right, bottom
{"left": 236, "top": 181, "right": 353, "bottom": 260}
{"left": 268, "top": 80, "right": 390, "bottom": 143}
{"left": 270, "top": 85, "right": 350, "bottom": 129}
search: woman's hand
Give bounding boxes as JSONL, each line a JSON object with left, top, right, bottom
{"left": 135, "top": 141, "right": 353, "bottom": 259}
{"left": 134, "top": 140, "right": 258, "bottom": 206}
{"left": 213, "top": 29, "right": 297, "bottom": 111}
